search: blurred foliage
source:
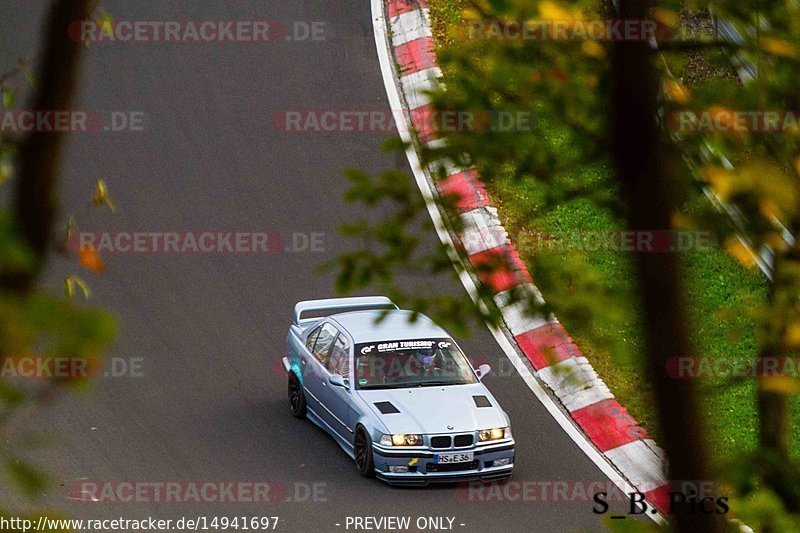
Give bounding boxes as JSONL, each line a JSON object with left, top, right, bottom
{"left": 321, "top": 143, "right": 506, "bottom": 338}
{"left": 332, "top": 0, "right": 800, "bottom": 527}
{"left": 1, "top": 45, "right": 116, "bottom": 527}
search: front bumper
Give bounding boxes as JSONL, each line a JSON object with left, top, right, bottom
{"left": 372, "top": 440, "right": 514, "bottom": 486}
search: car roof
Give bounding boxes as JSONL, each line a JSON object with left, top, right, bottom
{"left": 328, "top": 309, "right": 450, "bottom": 344}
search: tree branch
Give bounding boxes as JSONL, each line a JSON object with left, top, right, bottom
{"left": 2, "top": 0, "right": 93, "bottom": 295}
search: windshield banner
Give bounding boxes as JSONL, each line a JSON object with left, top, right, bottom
{"left": 356, "top": 338, "right": 453, "bottom": 355}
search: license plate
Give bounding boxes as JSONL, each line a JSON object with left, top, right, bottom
{"left": 434, "top": 452, "right": 474, "bottom": 464}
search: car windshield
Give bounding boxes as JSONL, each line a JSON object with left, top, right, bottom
{"left": 354, "top": 338, "right": 477, "bottom": 389}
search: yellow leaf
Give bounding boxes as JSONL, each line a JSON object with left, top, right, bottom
{"left": 671, "top": 212, "right": 691, "bottom": 229}
{"left": 785, "top": 322, "right": 800, "bottom": 348}
{"left": 765, "top": 231, "right": 789, "bottom": 251}
{"left": 539, "top": 1, "right": 581, "bottom": 22}
{"left": 701, "top": 166, "right": 733, "bottom": 201}
{"left": 462, "top": 7, "right": 482, "bottom": 21}
{"left": 759, "top": 198, "right": 782, "bottom": 220}
{"left": 664, "top": 80, "right": 691, "bottom": 104}
{"left": 649, "top": 8, "right": 680, "bottom": 29}
{"left": 581, "top": 40, "right": 605, "bottom": 59}
{"left": 97, "top": 13, "right": 114, "bottom": 38}
{"left": 742, "top": 162, "right": 797, "bottom": 213}
{"left": 64, "top": 275, "right": 91, "bottom": 299}
{"left": 724, "top": 236, "right": 757, "bottom": 269}
{"left": 760, "top": 375, "right": 800, "bottom": 394}
{"left": 64, "top": 215, "right": 76, "bottom": 247}
{"left": 91, "top": 179, "right": 117, "bottom": 211}
{"left": 760, "top": 37, "right": 798, "bottom": 58}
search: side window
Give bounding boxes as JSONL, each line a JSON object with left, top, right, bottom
{"left": 312, "top": 323, "right": 338, "bottom": 364}
{"left": 327, "top": 334, "right": 351, "bottom": 379}
{"left": 305, "top": 325, "right": 322, "bottom": 351}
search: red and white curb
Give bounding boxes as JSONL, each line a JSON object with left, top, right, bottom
{"left": 375, "top": 0, "right": 671, "bottom": 518}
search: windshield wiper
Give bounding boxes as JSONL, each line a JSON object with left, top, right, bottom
{"left": 418, "top": 380, "right": 464, "bottom": 387}
{"left": 358, "top": 384, "right": 407, "bottom": 390}
{"left": 360, "top": 380, "right": 468, "bottom": 390}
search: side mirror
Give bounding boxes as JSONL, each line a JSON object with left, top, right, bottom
{"left": 475, "top": 364, "right": 491, "bottom": 380}
{"left": 328, "top": 374, "right": 347, "bottom": 387}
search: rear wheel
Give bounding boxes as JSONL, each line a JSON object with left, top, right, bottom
{"left": 288, "top": 373, "right": 306, "bottom": 418}
{"left": 354, "top": 428, "right": 375, "bottom": 478}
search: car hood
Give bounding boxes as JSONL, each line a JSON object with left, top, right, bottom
{"left": 359, "top": 383, "right": 507, "bottom": 435}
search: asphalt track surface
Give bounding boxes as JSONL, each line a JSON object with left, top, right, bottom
{"left": 1, "top": 2, "right": 639, "bottom": 531}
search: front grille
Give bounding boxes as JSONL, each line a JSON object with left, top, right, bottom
{"left": 430, "top": 436, "right": 452, "bottom": 449}
{"left": 453, "top": 434, "right": 474, "bottom": 447}
{"left": 426, "top": 460, "right": 479, "bottom": 472}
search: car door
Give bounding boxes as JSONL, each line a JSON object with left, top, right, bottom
{"left": 302, "top": 322, "right": 338, "bottom": 417}
{"left": 296, "top": 323, "right": 322, "bottom": 381}
{"left": 320, "top": 331, "right": 355, "bottom": 441}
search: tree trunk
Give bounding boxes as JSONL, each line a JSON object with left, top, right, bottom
{"left": 2, "top": 0, "right": 92, "bottom": 295}
{"left": 757, "top": 247, "right": 799, "bottom": 511}
{"left": 610, "top": 1, "right": 721, "bottom": 530}
{"left": 758, "top": 389, "right": 789, "bottom": 455}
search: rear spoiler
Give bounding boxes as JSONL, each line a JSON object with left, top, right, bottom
{"left": 293, "top": 296, "right": 398, "bottom": 325}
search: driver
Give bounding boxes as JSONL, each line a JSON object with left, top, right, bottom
{"left": 413, "top": 348, "right": 439, "bottom": 374}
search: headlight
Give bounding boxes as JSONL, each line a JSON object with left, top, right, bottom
{"left": 379, "top": 434, "right": 423, "bottom": 446}
{"left": 479, "top": 427, "right": 509, "bottom": 442}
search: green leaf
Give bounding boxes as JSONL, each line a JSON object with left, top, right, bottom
{"left": 5, "top": 458, "right": 48, "bottom": 498}
{"left": 1, "top": 87, "right": 13, "bottom": 109}
{"left": 25, "top": 70, "right": 37, "bottom": 89}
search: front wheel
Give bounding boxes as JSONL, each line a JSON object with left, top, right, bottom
{"left": 354, "top": 428, "right": 375, "bottom": 478}
{"left": 288, "top": 373, "right": 306, "bottom": 418}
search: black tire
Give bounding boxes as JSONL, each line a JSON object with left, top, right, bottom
{"left": 354, "top": 427, "right": 375, "bottom": 478}
{"left": 288, "top": 373, "right": 306, "bottom": 419}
